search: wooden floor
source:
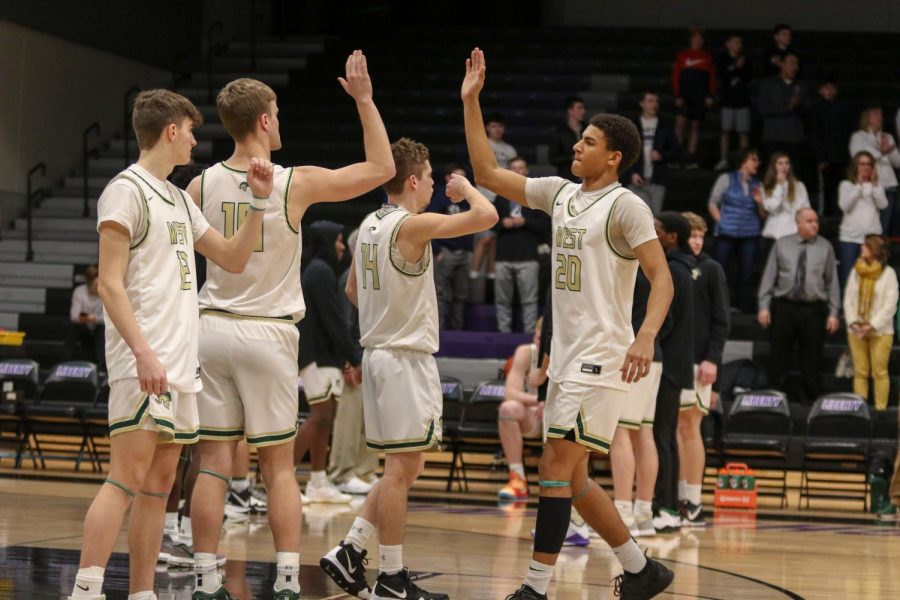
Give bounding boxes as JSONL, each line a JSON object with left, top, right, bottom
{"left": 1, "top": 478, "right": 899, "bottom": 599}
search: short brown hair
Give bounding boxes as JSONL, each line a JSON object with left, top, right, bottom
{"left": 84, "top": 264, "right": 99, "bottom": 284}
{"left": 383, "top": 138, "right": 429, "bottom": 195}
{"left": 682, "top": 211, "right": 708, "bottom": 233}
{"left": 132, "top": 89, "right": 202, "bottom": 150}
{"left": 864, "top": 234, "right": 890, "bottom": 264}
{"left": 848, "top": 151, "right": 878, "bottom": 184}
{"left": 217, "top": 78, "right": 277, "bottom": 140}
{"left": 588, "top": 114, "right": 641, "bottom": 174}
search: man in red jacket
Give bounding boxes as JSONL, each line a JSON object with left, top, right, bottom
{"left": 672, "top": 28, "right": 716, "bottom": 169}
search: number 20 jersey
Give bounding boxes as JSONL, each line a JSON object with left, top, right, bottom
{"left": 197, "top": 162, "right": 305, "bottom": 322}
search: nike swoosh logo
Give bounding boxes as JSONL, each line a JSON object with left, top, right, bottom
{"left": 685, "top": 58, "right": 705, "bottom": 67}
{"left": 343, "top": 552, "right": 357, "bottom": 574}
{"left": 76, "top": 584, "right": 90, "bottom": 591}
{"left": 555, "top": 201, "right": 563, "bottom": 206}
{"left": 380, "top": 583, "right": 407, "bottom": 598}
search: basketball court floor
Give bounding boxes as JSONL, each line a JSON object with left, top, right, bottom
{"left": 1, "top": 478, "right": 899, "bottom": 599}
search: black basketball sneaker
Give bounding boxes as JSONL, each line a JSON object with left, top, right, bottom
{"left": 371, "top": 568, "right": 448, "bottom": 600}
{"left": 320, "top": 541, "right": 372, "bottom": 599}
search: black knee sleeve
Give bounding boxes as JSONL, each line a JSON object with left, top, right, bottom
{"left": 533, "top": 496, "right": 573, "bottom": 554}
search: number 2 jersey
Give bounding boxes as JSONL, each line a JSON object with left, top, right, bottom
{"left": 355, "top": 205, "right": 439, "bottom": 354}
{"left": 525, "top": 178, "right": 658, "bottom": 390}
{"left": 97, "top": 165, "right": 211, "bottom": 392}
{"left": 197, "top": 162, "right": 304, "bottom": 322}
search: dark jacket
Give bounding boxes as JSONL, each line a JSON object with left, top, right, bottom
{"left": 493, "top": 196, "right": 551, "bottom": 261}
{"left": 693, "top": 253, "right": 731, "bottom": 365}
{"left": 660, "top": 249, "right": 697, "bottom": 389}
{"left": 429, "top": 185, "right": 473, "bottom": 253}
{"left": 810, "top": 96, "right": 855, "bottom": 164}
{"left": 550, "top": 122, "right": 584, "bottom": 182}
{"left": 338, "top": 268, "right": 363, "bottom": 356}
{"left": 623, "top": 116, "right": 679, "bottom": 186}
{"left": 632, "top": 269, "right": 672, "bottom": 362}
{"left": 758, "top": 76, "right": 811, "bottom": 143}
{"left": 716, "top": 50, "right": 752, "bottom": 108}
{"left": 298, "top": 258, "right": 362, "bottom": 370}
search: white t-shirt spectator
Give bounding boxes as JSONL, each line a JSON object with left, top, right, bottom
{"left": 849, "top": 130, "right": 900, "bottom": 189}
{"left": 70, "top": 284, "right": 104, "bottom": 325}
{"left": 838, "top": 181, "right": 888, "bottom": 243}
{"left": 761, "top": 181, "right": 810, "bottom": 240}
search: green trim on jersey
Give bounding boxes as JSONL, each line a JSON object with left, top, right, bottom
{"left": 566, "top": 183, "right": 623, "bottom": 218}
{"left": 283, "top": 166, "right": 299, "bottom": 234}
{"left": 201, "top": 308, "right": 295, "bottom": 323}
{"left": 546, "top": 411, "right": 611, "bottom": 453}
{"left": 198, "top": 427, "right": 244, "bottom": 441}
{"left": 176, "top": 188, "right": 194, "bottom": 225}
{"left": 605, "top": 192, "right": 638, "bottom": 262}
{"left": 388, "top": 213, "right": 431, "bottom": 277}
{"left": 110, "top": 174, "right": 151, "bottom": 249}
{"left": 366, "top": 418, "right": 440, "bottom": 453}
{"left": 246, "top": 427, "right": 298, "bottom": 447}
{"left": 199, "top": 168, "right": 206, "bottom": 211}
{"left": 128, "top": 168, "right": 176, "bottom": 206}
{"left": 220, "top": 162, "right": 248, "bottom": 174}
{"left": 375, "top": 204, "right": 402, "bottom": 220}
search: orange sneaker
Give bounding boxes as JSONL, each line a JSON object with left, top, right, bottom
{"left": 498, "top": 472, "right": 529, "bottom": 500}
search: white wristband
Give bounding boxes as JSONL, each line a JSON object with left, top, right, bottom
{"left": 249, "top": 195, "right": 269, "bottom": 211}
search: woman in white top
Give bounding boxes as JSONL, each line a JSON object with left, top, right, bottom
{"left": 760, "top": 151, "right": 809, "bottom": 258}
{"left": 838, "top": 151, "right": 888, "bottom": 289}
{"left": 849, "top": 106, "right": 900, "bottom": 235}
{"left": 69, "top": 264, "right": 105, "bottom": 370}
{"left": 843, "top": 234, "right": 899, "bottom": 410}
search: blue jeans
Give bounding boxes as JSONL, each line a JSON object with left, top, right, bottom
{"left": 715, "top": 235, "right": 758, "bottom": 313}
{"left": 838, "top": 241, "right": 861, "bottom": 291}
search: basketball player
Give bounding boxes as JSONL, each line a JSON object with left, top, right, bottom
{"left": 69, "top": 89, "right": 271, "bottom": 600}
{"left": 320, "top": 138, "right": 497, "bottom": 599}
{"left": 461, "top": 49, "right": 675, "bottom": 599}
{"left": 187, "top": 51, "right": 394, "bottom": 600}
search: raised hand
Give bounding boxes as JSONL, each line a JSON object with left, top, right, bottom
{"left": 338, "top": 49, "right": 373, "bottom": 103}
{"left": 445, "top": 173, "right": 473, "bottom": 203}
{"left": 461, "top": 48, "right": 486, "bottom": 100}
{"left": 247, "top": 157, "right": 274, "bottom": 199}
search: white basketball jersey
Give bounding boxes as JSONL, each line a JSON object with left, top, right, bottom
{"left": 543, "top": 182, "right": 655, "bottom": 390}
{"left": 98, "top": 166, "right": 209, "bottom": 392}
{"left": 356, "top": 206, "right": 439, "bottom": 353}
{"left": 197, "top": 162, "right": 304, "bottom": 321}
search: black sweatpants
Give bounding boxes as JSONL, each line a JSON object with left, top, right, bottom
{"left": 653, "top": 376, "right": 682, "bottom": 512}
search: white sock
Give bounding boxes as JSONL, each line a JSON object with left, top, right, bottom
{"left": 379, "top": 544, "right": 403, "bottom": 575}
{"left": 179, "top": 516, "right": 192, "bottom": 543}
{"left": 231, "top": 477, "right": 250, "bottom": 493}
{"left": 686, "top": 483, "right": 702, "bottom": 505}
{"left": 164, "top": 512, "right": 179, "bottom": 534}
{"left": 678, "top": 479, "right": 688, "bottom": 501}
{"left": 194, "top": 553, "right": 221, "bottom": 593}
{"left": 275, "top": 551, "right": 302, "bottom": 592}
{"left": 615, "top": 500, "right": 633, "bottom": 517}
{"left": 523, "top": 559, "right": 554, "bottom": 595}
{"left": 128, "top": 592, "right": 156, "bottom": 600}
{"left": 310, "top": 470, "right": 327, "bottom": 487}
{"left": 613, "top": 538, "right": 648, "bottom": 574}
{"left": 634, "top": 500, "right": 653, "bottom": 516}
{"left": 71, "top": 566, "right": 104, "bottom": 597}
{"left": 509, "top": 463, "right": 526, "bottom": 479}
{"left": 469, "top": 270, "right": 480, "bottom": 279}
{"left": 345, "top": 516, "right": 375, "bottom": 553}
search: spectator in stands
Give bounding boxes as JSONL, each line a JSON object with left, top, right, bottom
{"left": 838, "top": 151, "right": 888, "bottom": 289}
{"left": 294, "top": 221, "right": 359, "bottom": 503}
{"left": 763, "top": 24, "right": 797, "bottom": 77}
{"left": 550, "top": 96, "right": 586, "bottom": 181}
{"left": 430, "top": 164, "right": 472, "bottom": 330}
{"left": 493, "top": 157, "right": 549, "bottom": 333}
{"left": 653, "top": 212, "right": 696, "bottom": 532}
{"left": 497, "top": 318, "right": 545, "bottom": 501}
{"left": 758, "top": 53, "right": 811, "bottom": 180}
{"left": 843, "top": 234, "right": 898, "bottom": 411}
{"left": 610, "top": 269, "right": 665, "bottom": 538}
{"left": 758, "top": 208, "right": 841, "bottom": 404}
{"left": 715, "top": 34, "right": 752, "bottom": 171}
{"left": 760, "top": 152, "right": 811, "bottom": 259}
{"left": 625, "top": 91, "right": 679, "bottom": 215}
{"left": 708, "top": 147, "right": 764, "bottom": 313}
{"left": 849, "top": 107, "right": 900, "bottom": 235}
{"left": 672, "top": 27, "right": 715, "bottom": 169}
{"left": 328, "top": 228, "right": 379, "bottom": 495}
{"left": 471, "top": 114, "right": 517, "bottom": 283}
{"left": 679, "top": 212, "right": 730, "bottom": 528}
{"left": 811, "top": 79, "right": 855, "bottom": 216}
{"left": 70, "top": 264, "right": 105, "bottom": 371}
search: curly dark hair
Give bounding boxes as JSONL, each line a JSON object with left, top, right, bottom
{"left": 588, "top": 114, "right": 641, "bottom": 174}
{"left": 656, "top": 211, "right": 692, "bottom": 253}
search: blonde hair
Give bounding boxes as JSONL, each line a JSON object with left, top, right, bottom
{"left": 682, "top": 211, "right": 707, "bottom": 233}
{"left": 132, "top": 90, "right": 202, "bottom": 150}
{"left": 383, "top": 138, "right": 430, "bottom": 195}
{"left": 763, "top": 152, "right": 798, "bottom": 201}
{"left": 216, "top": 78, "right": 277, "bottom": 140}
{"left": 848, "top": 151, "right": 879, "bottom": 184}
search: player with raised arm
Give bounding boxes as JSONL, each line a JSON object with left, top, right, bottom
{"left": 187, "top": 51, "right": 394, "bottom": 600}
{"left": 320, "top": 138, "right": 497, "bottom": 599}
{"left": 461, "top": 49, "right": 675, "bottom": 599}
{"left": 68, "top": 89, "right": 270, "bottom": 600}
